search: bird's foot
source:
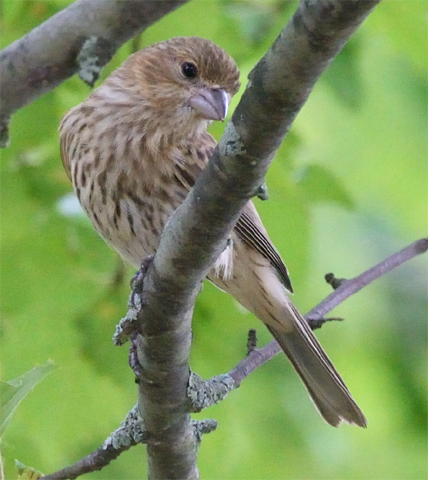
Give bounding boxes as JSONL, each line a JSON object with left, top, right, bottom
{"left": 113, "top": 255, "right": 154, "bottom": 346}
{"left": 129, "top": 336, "right": 144, "bottom": 381}
{"left": 129, "top": 255, "right": 154, "bottom": 309}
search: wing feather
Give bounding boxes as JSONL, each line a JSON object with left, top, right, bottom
{"left": 235, "top": 207, "right": 293, "bottom": 292}
{"left": 174, "top": 136, "right": 292, "bottom": 292}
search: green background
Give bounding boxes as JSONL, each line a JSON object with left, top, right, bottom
{"left": 1, "top": 1, "right": 427, "bottom": 479}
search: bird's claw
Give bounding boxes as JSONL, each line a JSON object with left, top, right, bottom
{"left": 129, "top": 337, "right": 144, "bottom": 381}
{"left": 129, "top": 255, "right": 154, "bottom": 310}
{"left": 113, "top": 255, "right": 154, "bottom": 346}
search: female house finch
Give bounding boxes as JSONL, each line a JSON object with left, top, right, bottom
{"left": 60, "top": 37, "right": 366, "bottom": 427}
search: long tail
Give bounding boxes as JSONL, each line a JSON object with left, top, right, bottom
{"left": 267, "top": 301, "right": 367, "bottom": 427}
{"left": 209, "top": 212, "right": 367, "bottom": 427}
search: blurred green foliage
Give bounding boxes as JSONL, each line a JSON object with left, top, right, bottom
{"left": 1, "top": 1, "right": 427, "bottom": 479}
{"left": 0, "top": 362, "right": 56, "bottom": 436}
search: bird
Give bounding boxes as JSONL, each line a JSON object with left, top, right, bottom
{"left": 60, "top": 36, "right": 367, "bottom": 428}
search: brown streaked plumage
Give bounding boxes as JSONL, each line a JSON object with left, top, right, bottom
{"left": 60, "top": 36, "right": 366, "bottom": 427}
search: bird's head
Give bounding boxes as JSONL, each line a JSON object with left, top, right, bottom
{"left": 102, "top": 37, "right": 240, "bottom": 139}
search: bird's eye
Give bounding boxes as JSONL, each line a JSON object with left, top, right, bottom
{"left": 181, "top": 62, "right": 198, "bottom": 79}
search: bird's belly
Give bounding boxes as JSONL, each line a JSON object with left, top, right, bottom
{"left": 77, "top": 181, "right": 179, "bottom": 269}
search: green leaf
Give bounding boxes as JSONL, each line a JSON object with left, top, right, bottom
{"left": 0, "top": 361, "right": 57, "bottom": 435}
{"left": 16, "top": 460, "right": 44, "bottom": 480}
{"left": 295, "top": 163, "right": 354, "bottom": 208}
{"left": 322, "top": 37, "right": 364, "bottom": 109}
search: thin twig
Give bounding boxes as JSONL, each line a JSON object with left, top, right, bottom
{"left": 41, "top": 445, "right": 132, "bottom": 480}
{"left": 42, "top": 406, "right": 147, "bottom": 480}
{"left": 229, "top": 238, "right": 427, "bottom": 385}
{"left": 308, "top": 237, "right": 428, "bottom": 319}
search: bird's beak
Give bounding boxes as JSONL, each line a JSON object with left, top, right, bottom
{"left": 189, "top": 87, "right": 230, "bottom": 121}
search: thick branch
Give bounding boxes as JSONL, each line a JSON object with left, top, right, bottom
{"left": 132, "top": 1, "right": 381, "bottom": 479}
{"left": 0, "top": 0, "right": 189, "bottom": 147}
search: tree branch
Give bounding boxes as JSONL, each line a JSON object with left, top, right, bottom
{"left": 42, "top": 405, "right": 147, "bottom": 480}
{"left": 3, "top": 0, "right": 423, "bottom": 477}
{"left": 42, "top": 235, "right": 426, "bottom": 479}
{"left": 228, "top": 237, "right": 428, "bottom": 386}
{"left": 308, "top": 237, "right": 428, "bottom": 319}
{"left": 0, "top": 0, "right": 189, "bottom": 147}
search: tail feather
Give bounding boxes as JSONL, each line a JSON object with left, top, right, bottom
{"left": 209, "top": 221, "right": 367, "bottom": 427}
{"left": 267, "top": 303, "right": 367, "bottom": 427}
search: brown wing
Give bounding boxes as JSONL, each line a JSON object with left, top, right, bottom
{"left": 174, "top": 133, "right": 293, "bottom": 292}
{"left": 234, "top": 205, "right": 293, "bottom": 292}
{"left": 59, "top": 117, "right": 72, "bottom": 180}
